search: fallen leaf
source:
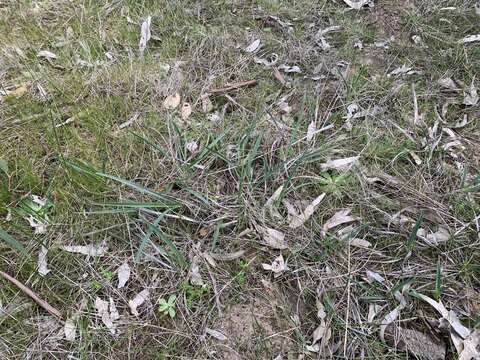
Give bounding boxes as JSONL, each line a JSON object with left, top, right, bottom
{"left": 188, "top": 256, "right": 205, "bottom": 287}
{"left": 395, "top": 327, "right": 446, "bottom": 360}
{"left": 186, "top": 141, "right": 198, "bottom": 153}
{"left": 278, "top": 101, "right": 292, "bottom": 114}
{"left": 262, "top": 254, "right": 288, "bottom": 277}
{"left": 62, "top": 243, "right": 107, "bottom": 257}
{"left": 312, "top": 322, "right": 327, "bottom": 344}
{"left": 348, "top": 238, "right": 371, "bottom": 248}
{"left": 388, "top": 64, "right": 420, "bottom": 77}
{"left": 415, "top": 292, "right": 470, "bottom": 339}
{"left": 128, "top": 289, "right": 150, "bottom": 317}
{"left": 163, "top": 93, "right": 181, "bottom": 109}
{"left": 438, "top": 77, "right": 460, "bottom": 92}
{"left": 201, "top": 94, "right": 213, "bottom": 113}
{"left": 181, "top": 102, "right": 192, "bottom": 120}
{"left": 139, "top": 16, "right": 152, "bottom": 54}
{"left": 366, "top": 269, "right": 385, "bottom": 284}
{"left": 37, "top": 246, "right": 50, "bottom": 276}
{"left": 459, "top": 330, "right": 480, "bottom": 360}
{"left": 206, "top": 327, "right": 227, "bottom": 341}
{"left": 412, "top": 83, "right": 424, "bottom": 125}
{"left": 118, "top": 113, "right": 140, "bottom": 129}
{"left": 367, "top": 303, "right": 383, "bottom": 323}
{"left": 117, "top": 263, "right": 131, "bottom": 289}
{"left": 259, "top": 227, "right": 287, "bottom": 249}
{"left": 207, "top": 112, "right": 222, "bottom": 123}
{"left": 320, "top": 156, "right": 359, "bottom": 171}
{"left": 323, "top": 209, "right": 360, "bottom": 233}
{"left": 342, "top": 0, "right": 374, "bottom": 10}
{"left": 209, "top": 250, "right": 245, "bottom": 261}
{"left": 245, "top": 39, "right": 261, "bottom": 53}
{"left": 55, "top": 117, "right": 74, "bottom": 128}
{"left": 254, "top": 53, "right": 279, "bottom": 67}
{"left": 64, "top": 298, "right": 87, "bottom": 341}
{"left": 306, "top": 121, "right": 316, "bottom": 142}
{"left": 459, "top": 34, "right": 480, "bottom": 44}
{"left": 264, "top": 185, "right": 284, "bottom": 220}
{"left": 463, "top": 80, "right": 479, "bottom": 106}
{"left": 289, "top": 193, "right": 326, "bottom": 228}
{"left": 380, "top": 305, "right": 402, "bottom": 341}
{"left": 109, "top": 297, "right": 120, "bottom": 321}
{"left": 26, "top": 215, "right": 48, "bottom": 235}
{"left": 95, "top": 297, "right": 117, "bottom": 334}
{"left": 278, "top": 64, "right": 302, "bottom": 73}
{"left": 37, "top": 50, "right": 57, "bottom": 59}
{"left": 420, "top": 227, "right": 450, "bottom": 246}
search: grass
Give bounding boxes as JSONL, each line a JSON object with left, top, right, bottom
{"left": 0, "top": 0, "right": 479, "bottom": 359}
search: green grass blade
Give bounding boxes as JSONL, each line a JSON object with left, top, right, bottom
{"left": 406, "top": 214, "right": 423, "bottom": 253}
{"left": 135, "top": 214, "right": 166, "bottom": 263}
{"left": 435, "top": 259, "right": 442, "bottom": 301}
{"left": 0, "top": 228, "right": 28, "bottom": 256}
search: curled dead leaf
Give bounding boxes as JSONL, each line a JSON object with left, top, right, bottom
{"left": 163, "top": 93, "right": 181, "bottom": 109}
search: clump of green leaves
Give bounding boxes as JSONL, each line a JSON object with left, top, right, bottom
{"left": 180, "top": 281, "right": 210, "bottom": 308}
{"left": 318, "top": 172, "right": 350, "bottom": 197}
{"left": 159, "top": 295, "right": 177, "bottom": 318}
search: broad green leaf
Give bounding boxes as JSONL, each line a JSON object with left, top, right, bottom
{"left": 0, "top": 228, "right": 28, "bottom": 255}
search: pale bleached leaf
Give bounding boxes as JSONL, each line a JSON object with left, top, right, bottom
{"left": 379, "top": 305, "right": 402, "bottom": 341}
{"left": 245, "top": 39, "right": 261, "bottom": 53}
{"left": 253, "top": 53, "right": 279, "bottom": 67}
{"left": 388, "top": 64, "right": 418, "bottom": 77}
{"left": 312, "top": 321, "right": 327, "bottom": 344}
{"left": 118, "top": 113, "right": 140, "bottom": 129}
{"left": 26, "top": 215, "right": 48, "bottom": 235}
{"left": 289, "top": 193, "right": 326, "bottom": 228}
{"left": 37, "top": 245, "right": 50, "bottom": 276}
{"left": 264, "top": 185, "right": 284, "bottom": 220}
{"left": 181, "top": 102, "right": 192, "bottom": 120}
{"left": 262, "top": 254, "right": 288, "bottom": 276}
{"left": 367, "top": 303, "right": 383, "bottom": 323}
{"left": 415, "top": 293, "right": 471, "bottom": 339}
{"left": 37, "top": 50, "right": 57, "bottom": 59}
{"left": 438, "top": 77, "right": 460, "bottom": 92}
{"left": 95, "top": 297, "right": 117, "bottom": 334}
{"left": 348, "top": 238, "right": 371, "bottom": 248}
{"left": 323, "top": 209, "right": 360, "bottom": 233}
{"left": 209, "top": 250, "right": 245, "bottom": 261}
{"left": 206, "top": 328, "right": 228, "bottom": 341}
{"left": 320, "top": 156, "right": 359, "bottom": 171}
{"left": 366, "top": 269, "right": 385, "bottom": 284}
{"left": 463, "top": 80, "right": 479, "bottom": 106}
{"left": 306, "top": 121, "right": 316, "bottom": 142}
{"left": 201, "top": 94, "right": 213, "bottom": 113}
{"left": 64, "top": 317, "right": 77, "bottom": 341}
{"left": 459, "top": 330, "right": 480, "bottom": 360}
{"left": 117, "top": 263, "right": 131, "bottom": 289}
{"left": 188, "top": 256, "right": 205, "bottom": 287}
{"left": 421, "top": 227, "right": 450, "bottom": 246}
{"left": 259, "top": 227, "right": 287, "bottom": 249}
{"left": 342, "top": 0, "right": 374, "bottom": 10}
{"left": 139, "top": 16, "right": 152, "bottom": 54}
{"left": 395, "top": 327, "right": 446, "bottom": 360}
{"left": 128, "top": 289, "right": 150, "bottom": 317}
{"left": 109, "top": 297, "right": 120, "bottom": 321}
{"left": 186, "top": 140, "right": 198, "bottom": 153}
{"left": 278, "top": 64, "right": 302, "bottom": 73}
{"left": 163, "top": 93, "right": 181, "bottom": 109}
{"left": 62, "top": 243, "right": 107, "bottom": 257}
{"left": 459, "top": 34, "right": 480, "bottom": 44}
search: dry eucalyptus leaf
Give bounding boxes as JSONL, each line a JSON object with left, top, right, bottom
{"left": 323, "top": 209, "right": 360, "bottom": 233}
{"left": 261, "top": 254, "right": 288, "bottom": 276}
{"left": 109, "top": 297, "right": 120, "bottom": 321}
{"left": 380, "top": 305, "right": 402, "bottom": 341}
{"left": 348, "top": 238, "right": 371, "bottom": 248}
{"left": 289, "top": 193, "right": 326, "bottom": 228}
{"left": 366, "top": 269, "right": 385, "bottom": 284}
{"left": 388, "top": 64, "right": 418, "bottom": 77}
{"left": 307, "top": 121, "right": 316, "bottom": 142}
{"left": 128, "top": 289, "right": 150, "bottom": 317}
{"left": 95, "top": 297, "right": 117, "bottom": 335}
{"left": 320, "top": 156, "right": 359, "bottom": 171}
{"left": 463, "top": 80, "right": 479, "bottom": 106}
{"left": 458, "top": 330, "right": 480, "bottom": 360}
{"left": 139, "top": 16, "right": 151, "bottom": 54}
{"left": 209, "top": 250, "right": 245, "bottom": 261}
{"left": 259, "top": 227, "right": 287, "bottom": 249}
{"left": 312, "top": 322, "right": 327, "bottom": 344}
{"left": 254, "top": 53, "right": 279, "bottom": 67}
{"left": 37, "top": 245, "right": 50, "bottom": 276}
{"left": 367, "top": 303, "right": 383, "bottom": 323}
{"left": 117, "top": 263, "right": 131, "bottom": 289}
{"left": 264, "top": 185, "right": 284, "bottom": 220}
{"left": 421, "top": 227, "right": 450, "bottom": 246}
{"left": 201, "top": 94, "right": 213, "bottom": 113}
{"left": 459, "top": 34, "right": 480, "bottom": 44}
{"left": 37, "top": 50, "right": 57, "bottom": 59}
{"left": 278, "top": 64, "right": 302, "bottom": 73}
{"left": 438, "top": 77, "right": 460, "bottom": 92}
{"left": 62, "top": 243, "right": 107, "bottom": 257}
{"left": 186, "top": 141, "right": 198, "bottom": 153}
{"left": 118, "top": 113, "right": 140, "bottom": 130}
{"left": 395, "top": 327, "right": 446, "bottom": 360}
{"left": 188, "top": 256, "right": 205, "bottom": 287}
{"left": 206, "top": 327, "right": 227, "bottom": 341}
{"left": 163, "top": 93, "right": 181, "bottom": 109}
{"left": 342, "top": 0, "right": 374, "bottom": 10}
{"left": 181, "top": 102, "right": 192, "bottom": 120}
{"left": 245, "top": 39, "right": 261, "bottom": 53}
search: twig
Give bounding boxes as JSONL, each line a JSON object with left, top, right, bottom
{"left": 0, "top": 270, "right": 63, "bottom": 319}
{"left": 208, "top": 80, "right": 257, "bottom": 94}
{"left": 223, "top": 94, "right": 254, "bottom": 114}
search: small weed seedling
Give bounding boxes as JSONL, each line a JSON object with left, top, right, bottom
{"left": 159, "top": 295, "right": 176, "bottom": 318}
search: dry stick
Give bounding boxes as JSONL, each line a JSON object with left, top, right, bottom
{"left": 208, "top": 80, "right": 257, "bottom": 94}
{"left": 0, "top": 270, "right": 63, "bottom": 320}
